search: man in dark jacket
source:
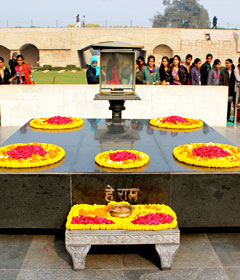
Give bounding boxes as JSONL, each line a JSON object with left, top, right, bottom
{"left": 8, "top": 52, "right": 18, "bottom": 84}
{"left": 200, "top": 54, "right": 213, "bottom": 85}
{"left": 219, "top": 59, "right": 236, "bottom": 121}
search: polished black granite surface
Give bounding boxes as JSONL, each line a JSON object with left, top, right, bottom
{"left": 1, "top": 119, "right": 240, "bottom": 228}
{"left": 1, "top": 119, "right": 239, "bottom": 174}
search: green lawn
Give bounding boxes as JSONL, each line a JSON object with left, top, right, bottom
{"left": 33, "top": 71, "right": 87, "bottom": 84}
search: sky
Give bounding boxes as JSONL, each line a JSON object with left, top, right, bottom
{"left": 0, "top": 0, "right": 239, "bottom": 29}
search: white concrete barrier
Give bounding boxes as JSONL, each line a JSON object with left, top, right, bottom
{"left": 0, "top": 85, "right": 228, "bottom": 126}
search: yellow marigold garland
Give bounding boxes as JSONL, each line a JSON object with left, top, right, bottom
{"left": 0, "top": 143, "right": 65, "bottom": 168}
{"left": 95, "top": 150, "right": 150, "bottom": 169}
{"left": 30, "top": 117, "right": 84, "bottom": 130}
{"left": 173, "top": 142, "right": 240, "bottom": 168}
{"left": 150, "top": 116, "right": 203, "bottom": 130}
{"left": 66, "top": 201, "right": 178, "bottom": 231}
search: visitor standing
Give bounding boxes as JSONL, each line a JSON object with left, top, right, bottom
{"left": 234, "top": 57, "right": 240, "bottom": 122}
{"left": 87, "top": 56, "right": 99, "bottom": 84}
{"left": 8, "top": 52, "right": 18, "bottom": 84}
{"left": 170, "top": 55, "right": 187, "bottom": 85}
{"left": 0, "top": 57, "right": 11, "bottom": 85}
{"left": 136, "top": 56, "right": 145, "bottom": 84}
{"left": 13, "top": 55, "right": 34, "bottom": 84}
{"left": 207, "top": 59, "right": 221, "bottom": 86}
{"left": 75, "top": 14, "right": 81, "bottom": 27}
{"left": 220, "top": 59, "right": 236, "bottom": 121}
{"left": 200, "top": 54, "right": 213, "bottom": 85}
{"left": 190, "top": 58, "right": 201, "bottom": 85}
{"left": 142, "top": 55, "right": 160, "bottom": 85}
{"left": 159, "top": 56, "right": 171, "bottom": 85}
{"left": 183, "top": 54, "right": 193, "bottom": 85}
{"left": 234, "top": 57, "right": 240, "bottom": 84}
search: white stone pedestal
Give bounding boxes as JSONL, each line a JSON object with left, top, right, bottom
{"left": 65, "top": 228, "right": 180, "bottom": 270}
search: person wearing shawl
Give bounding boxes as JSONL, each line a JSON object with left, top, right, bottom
{"left": 13, "top": 55, "right": 34, "bottom": 84}
{"left": 142, "top": 55, "right": 160, "bottom": 85}
{"left": 87, "top": 56, "right": 99, "bottom": 84}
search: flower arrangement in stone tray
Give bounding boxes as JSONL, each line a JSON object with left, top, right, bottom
{"left": 30, "top": 116, "right": 84, "bottom": 130}
{"left": 173, "top": 142, "right": 240, "bottom": 168}
{"left": 95, "top": 150, "right": 150, "bottom": 169}
{"left": 66, "top": 201, "right": 178, "bottom": 231}
{"left": 0, "top": 143, "right": 65, "bottom": 168}
{"left": 150, "top": 116, "right": 203, "bottom": 130}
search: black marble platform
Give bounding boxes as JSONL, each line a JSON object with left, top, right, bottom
{"left": 0, "top": 119, "right": 240, "bottom": 229}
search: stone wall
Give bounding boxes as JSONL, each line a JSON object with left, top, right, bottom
{"left": 0, "top": 85, "right": 228, "bottom": 127}
{"left": 0, "top": 27, "right": 239, "bottom": 66}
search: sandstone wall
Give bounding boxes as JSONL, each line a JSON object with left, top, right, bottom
{"left": 0, "top": 27, "right": 239, "bottom": 66}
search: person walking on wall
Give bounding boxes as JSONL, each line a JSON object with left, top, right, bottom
{"left": 0, "top": 57, "right": 11, "bottom": 85}
{"left": 86, "top": 56, "right": 99, "bottom": 84}
{"left": 220, "top": 59, "right": 236, "bottom": 121}
{"left": 207, "top": 59, "right": 221, "bottom": 86}
{"left": 212, "top": 16, "right": 218, "bottom": 29}
{"left": 8, "top": 52, "right": 18, "bottom": 84}
{"left": 11, "top": 55, "right": 34, "bottom": 85}
{"left": 200, "top": 54, "right": 213, "bottom": 85}
{"left": 142, "top": 55, "right": 160, "bottom": 85}
{"left": 82, "top": 15, "right": 86, "bottom": 27}
{"left": 190, "top": 58, "right": 202, "bottom": 85}
{"left": 75, "top": 14, "right": 81, "bottom": 27}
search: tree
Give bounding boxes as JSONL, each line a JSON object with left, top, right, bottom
{"left": 151, "top": 0, "right": 210, "bottom": 29}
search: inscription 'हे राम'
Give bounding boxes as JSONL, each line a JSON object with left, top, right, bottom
{"left": 105, "top": 185, "right": 139, "bottom": 203}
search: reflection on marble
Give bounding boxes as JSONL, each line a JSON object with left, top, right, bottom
{"left": 1, "top": 119, "right": 238, "bottom": 174}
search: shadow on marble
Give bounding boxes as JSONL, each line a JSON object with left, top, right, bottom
{"left": 22, "top": 235, "right": 72, "bottom": 269}
{"left": 0, "top": 127, "right": 19, "bottom": 144}
{"left": 172, "top": 234, "right": 222, "bottom": 269}
{"left": 124, "top": 267, "right": 229, "bottom": 280}
{"left": 0, "top": 235, "right": 33, "bottom": 269}
{"left": 88, "top": 244, "right": 160, "bottom": 269}
{"left": 0, "top": 270, "right": 19, "bottom": 280}
{"left": 224, "top": 267, "right": 240, "bottom": 280}
{"left": 17, "top": 268, "right": 123, "bottom": 280}
{"left": 208, "top": 233, "right": 240, "bottom": 267}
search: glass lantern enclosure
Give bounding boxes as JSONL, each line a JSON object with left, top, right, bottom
{"left": 88, "top": 42, "right": 143, "bottom": 95}
{"left": 100, "top": 50, "right": 135, "bottom": 94}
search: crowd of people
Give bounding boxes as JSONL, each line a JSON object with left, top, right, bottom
{"left": 0, "top": 53, "right": 34, "bottom": 85}
{"left": 135, "top": 54, "right": 240, "bottom": 121}
{"left": 86, "top": 53, "right": 240, "bottom": 121}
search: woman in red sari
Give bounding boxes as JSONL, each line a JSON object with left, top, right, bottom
{"left": 106, "top": 55, "right": 120, "bottom": 85}
{"left": 12, "top": 55, "right": 34, "bottom": 84}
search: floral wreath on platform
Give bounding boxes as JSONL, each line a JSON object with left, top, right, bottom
{"left": 30, "top": 116, "right": 84, "bottom": 130}
{"left": 173, "top": 142, "right": 240, "bottom": 168}
{"left": 66, "top": 201, "right": 178, "bottom": 231}
{"left": 95, "top": 150, "right": 150, "bottom": 169}
{"left": 150, "top": 116, "right": 203, "bottom": 130}
{"left": 0, "top": 143, "right": 65, "bottom": 168}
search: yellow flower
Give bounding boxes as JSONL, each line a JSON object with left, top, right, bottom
{"left": 66, "top": 202, "right": 178, "bottom": 231}
{"left": 95, "top": 150, "right": 150, "bottom": 169}
{"left": 0, "top": 143, "right": 65, "bottom": 168}
{"left": 30, "top": 117, "right": 84, "bottom": 130}
{"left": 174, "top": 143, "right": 240, "bottom": 168}
{"left": 150, "top": 117, "right": 203, "bottom": 130}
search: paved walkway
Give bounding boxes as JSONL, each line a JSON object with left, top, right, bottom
{"left": 0, "top": 126, "right": 240, "bottom": 280}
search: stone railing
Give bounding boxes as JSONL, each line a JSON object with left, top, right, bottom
{"left": 0, "top": 84, "right": 228, "bottom": 126}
